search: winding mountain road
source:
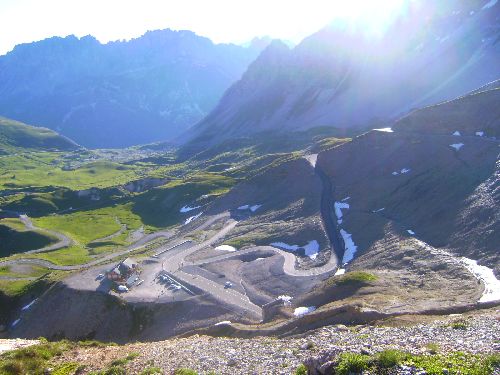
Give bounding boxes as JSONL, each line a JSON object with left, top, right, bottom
{"left": 19, "top": 215, "right": 73, "bottom": 254}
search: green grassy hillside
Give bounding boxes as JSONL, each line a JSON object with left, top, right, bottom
{"left": 0, "top": 117, "right": 79, "bottom": 151}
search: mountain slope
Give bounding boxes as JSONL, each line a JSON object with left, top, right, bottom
{"left": 0, "top": 117, "right": 79, "bottom": 151}
{"left": 186, "top": 0, "right": 500, "bottom": 148}
{"left": 317, "top": 85, "right": 500, "bottom": 276}
{"left": 0, "top": 31, "right": 267, "bottom": 148}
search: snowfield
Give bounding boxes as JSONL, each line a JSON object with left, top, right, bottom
{"left": 460, "top": 257, "right": 500, "bottom": 303}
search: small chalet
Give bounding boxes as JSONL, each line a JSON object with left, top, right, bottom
{"left": 106, "top": 258, "right": 139, "bottom": 285}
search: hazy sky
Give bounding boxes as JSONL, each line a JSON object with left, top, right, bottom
{"left": 0, "top": 0, "right": 406, "bottom": 54}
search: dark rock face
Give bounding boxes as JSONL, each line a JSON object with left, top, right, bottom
{"left": 187, "top": 1, "right": 500, "bottom": 147}
{"left": 0, "top": 30, "right": 267, "bottom": 148}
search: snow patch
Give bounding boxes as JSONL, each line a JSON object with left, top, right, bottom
{"left": 450, "top": 143, "right": 464, "bottom": 151}
{"left": 303, "top": 240, "right": 320, "bottom": 260}
{"left": 278, "top": 295, "right": 293, "bottom": 306}
{"left": 470, "top": 10, "right": 475, "bottom": 15}
{"left": 180, "top": 205, "right": 201, "bottom": 213}
{"left": 482, "top": 0, "right": 497, "bottom": 9}
{"left": 476, "top": 131, "right": 484, "bottom": 137}
{"left": 401, "top": 168, "right": 411, "bottom": 174}
{"left": 334, "top": 202, "right": 350, "bottom": 224}
{"left": 11, "top": 319, "right": 20, "bottom": 327}
{"left": 215, "top": 245, "right": 237, "bottom": 252}
{"left": 342, "top": 196, "right": 351, "bottom": 201}
{"left": 453, "top": 131, "right": 461, "bottom": 136}
{"left": 21, "top": 299, "right": 37, "bottom": 311}
{"left": 340, "top": 229, "right": 358, "bottom": 264}
{"left": 271, "top": 240, "right": 320, "bottom": 260}
{"left": 374, "top": 127, "right": 393, "bottom": 133}
{"left": 238, "top": 204, "right": 262, "bottom": 212}
{"left": 215, "top": 321, "right": 232, "bottom": 326}
{"left": 335, "top": 268, "right": 346, "bottom": 276}
{"left": 372, "top": 208, "right": 385, "bottom": 213}
{"left": 250, "top": 204, "right": 262, "bottom": 212}
{"left": 294, "top": 306, "right": 316, "bottom": 317}
{"left": 407, "top": 230, "right": 416, "bottom": 235}
{"left": 184, "top": 212, "right": 202, "bottom": 225}
{"left": 460, "top": 258, "right": 500, "bottom": 302}
{"left": 392, "top": 171, "right": 399, "bottom": 176}
{"left": 271, "top": 242, "right": 300, "bottom": 251}
{"left": 304, "top": 154, "right": 318, "bottom": 168}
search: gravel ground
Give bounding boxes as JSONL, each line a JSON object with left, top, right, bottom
{"left": 0, "top": 338, "right": 39, "bottom": 354}
{"left": 54, "top": 311, "right": 499, "bottom": 374}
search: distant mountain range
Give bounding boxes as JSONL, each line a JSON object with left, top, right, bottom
{"left": 186, "top": 0, "right": 500, "bottom": 148}
{"left": 0, "top": 30, "right": 268, "bottom": 148}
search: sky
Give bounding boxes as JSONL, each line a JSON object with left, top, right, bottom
{"left": 0, "top": 0, "right": 407, "bottom": 55}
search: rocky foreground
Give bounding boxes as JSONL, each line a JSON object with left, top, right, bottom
{"left": 40, "top": 310, "right": 499, "bottom": 374}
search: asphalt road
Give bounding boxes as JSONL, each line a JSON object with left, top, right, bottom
{"left": 19, "top": 215, "right": 73, "bottom": 254}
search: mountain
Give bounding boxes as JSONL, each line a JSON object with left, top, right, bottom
{"left": 317, "top": 83, "right": 500, "bottom": 277}
{"left": 185, "top": 0, "right": 500, "bottom": 148}
{"left": 0, "top": 117, "right": 79, "bottom": 151}
{"left": 0, "top": 30, "right": 267, "bottom": 148}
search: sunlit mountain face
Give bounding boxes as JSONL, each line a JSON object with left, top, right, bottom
{"left": 186, "top": 0, "right": 499, "bottom": 147}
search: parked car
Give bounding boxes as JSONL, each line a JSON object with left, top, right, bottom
{"left": 224, "top": 281, "right": 233, "bottom": 289}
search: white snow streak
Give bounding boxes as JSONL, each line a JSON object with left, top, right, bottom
{"left": 21, "top": 299, "right": 37, "bottom": 311}
{"left": 334, "top": 201, "right": 350, "bottom": 224}
{"left": 184, "top": 212, "right": 202, "bottom": 225}
{"left": 294, "top": 306, "right": 316, "bottom": 317}
{"left": 271, "top": 240, "right": 320, "bottom": 259}
{"left": 215, "top": 321, "right": 232, "bottom": 326}
{"left": 460, "top": 257, "right": 500, "bottom": 303}
{"left": 450, "top": 143, "right": 464, "bottom": 151}
{"left": 278, "top": 295, "right": 293, "bottom": 306}
{"left": 340, "top": 229, "right": 358, "bottom": 264}
{"left": 215, "top": 245, "right": 237, "bottom": 252}
{"left": 180, "top": 205, "right": 201, "bottom": 213}
{"left": 482, "top": 0, "right": 497, "bottom": 9}
{"left": 335, "top": 268, "right": 346, "bottom": 276}
{"left": 374, "top": 127, "right": 394, "bottom": 133}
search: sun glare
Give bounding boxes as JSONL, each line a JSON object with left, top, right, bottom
{"left": 326, "top": 0, "right": 408, "bottom": 36}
